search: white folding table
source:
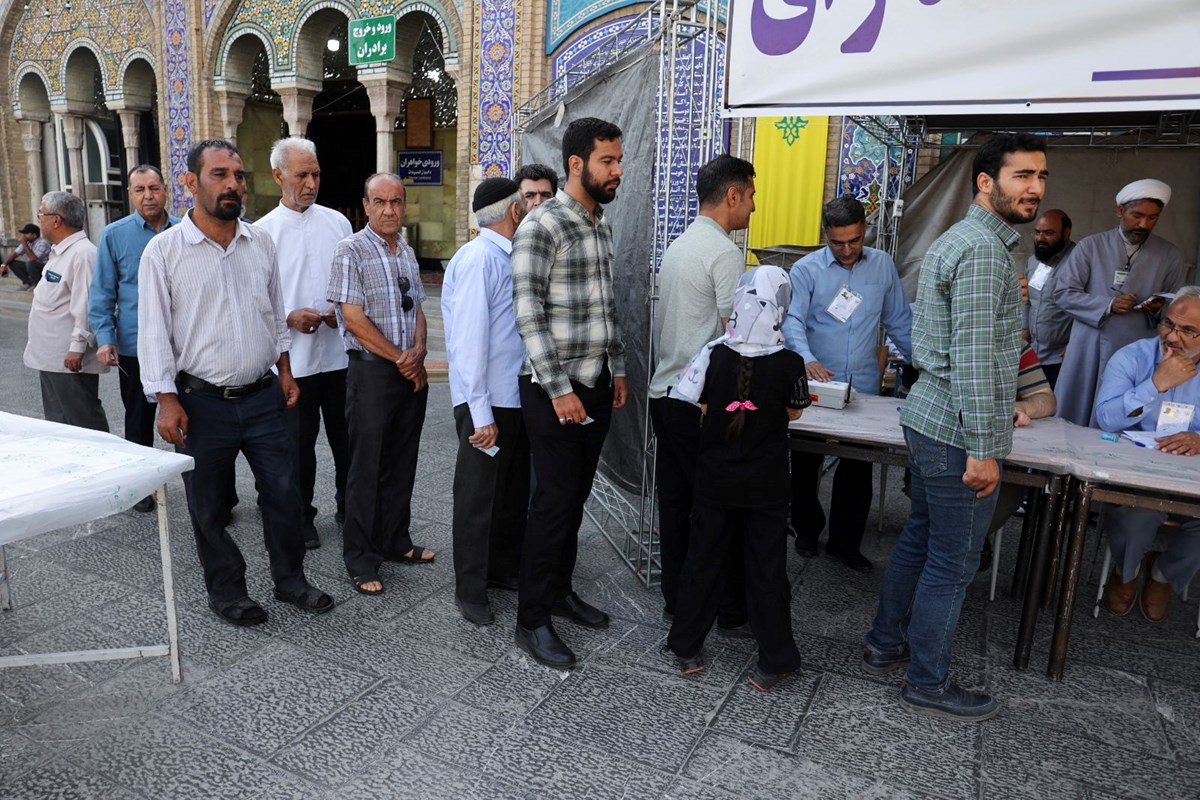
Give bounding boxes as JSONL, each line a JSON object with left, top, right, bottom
{"left": 0, "top": 412, "right": 193, "bottom": 683}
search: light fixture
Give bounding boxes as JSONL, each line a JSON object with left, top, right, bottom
{"left": 326, "top": 38, "right": 340, "bottom": 52}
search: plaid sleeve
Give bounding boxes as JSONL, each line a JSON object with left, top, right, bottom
{"left": 512, "top": 219, "right": 571, "bottom": 397}
{"left": 327, "top": 238, "right": 364, "bottom": 306}
{"left": 949, "top": 242, "right": 1008, "bottom": 459}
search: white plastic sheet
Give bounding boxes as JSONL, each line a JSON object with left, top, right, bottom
{"left": 0, "top": 412, "right": 194, "bottom": 545}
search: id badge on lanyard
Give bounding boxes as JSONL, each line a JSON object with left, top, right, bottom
{"left": 827, "top": 287, "right": 863, "bottom": 324}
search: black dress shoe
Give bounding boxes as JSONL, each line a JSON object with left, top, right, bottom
{"left": 456, "top": 598, "right": 495, "bottom": 626}
{"left": 209, "top": 596, "right": 268, "bottom": 627}
{"left": 826, "top": 545, "right": 873, "bottom": 572}
{"left": 551, "top": 592, "right": 610, "bottom": 629}
{"left": 133, "top": 496, "right": 156, "bottom": 513}
{"left": 486, "top": 576, "right": 519, "bottom": 591}
{"left": 515, "top": 622, "right": 576, "bottom": 669}
{"left": 794, "top": 537, "right": 818, "bottom": 558}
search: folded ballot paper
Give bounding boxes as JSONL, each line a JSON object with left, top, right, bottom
{"left": 808, "top": 380, "right": 857, "bottom": 410}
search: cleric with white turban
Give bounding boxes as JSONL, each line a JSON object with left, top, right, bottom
{"left": 1115, "top": 178, "right": 1172, "bottom": 208}
{"left": 1052, "top": 177, "right": 1186, "bottom": 425}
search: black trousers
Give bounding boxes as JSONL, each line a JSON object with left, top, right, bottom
{"left": 39, "top": 371, "right": 108, "bottom": 432}
{"left": 669, "top": 501, "right": 801, "bottom": 675}
{"left": 1043, "top": 362, "right": 1062, "bottom": 392}
{"left": 9, "top": 260, "right": 42, "bottom": 286}
{"left": 452, "top": 404, "right": 529, "bottom": 604}
{"left": 650, "top": 396, "right": 745, "bottom": 624}
{"left": 175, "top": 377, "right": 306, "bottom": 602}
{"left": 342, "top": 359, "right": 427, "bottom": 578}
{"left": 288, "top": 369, "right": 350, "bottom": 522}
{"left": 517, "top": 369, "right": 613, "bottom": 628}
{"left": 790, "top": 451, "right": 872, "bottom": 552}
{"left": 117, "top": 354, "right": 156, "bottom": 447}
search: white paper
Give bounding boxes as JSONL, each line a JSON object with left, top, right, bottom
{"left": 826, "top": 287, "right": 863, "bottom": 324}
{"left": 1027, "top": 263, "right": 1053, "bottom": 291}
{"left": 1120, "top": 430, "right": 1162, "bottom": 448}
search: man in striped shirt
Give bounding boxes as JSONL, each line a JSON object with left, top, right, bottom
{"left": 511, "top": 117, "right": 628, "bottom": 669}
{"left": 864, "top": 133, "right": 1047, "bottom": 722}
{"left": 138, "top": 139, "right": 333, "bottom": 627}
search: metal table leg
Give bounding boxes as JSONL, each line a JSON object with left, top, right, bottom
{"left": 155, "top": 486, "right": 183, "bottom": 684}
{"left": 1010, "top": 486, "right": 1042, "bottom": 600}
{"left": 1014, "top": 474, "right": 1066, "bottom": 669}
{"left": 1048, "top": 479, "right": 1093, "bottom": 681}
{"left": 0, "top": 545, "right": 11, "bottom": 611}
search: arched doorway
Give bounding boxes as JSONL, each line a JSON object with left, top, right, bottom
{"left": 61, "top": 47, "right": 124, "bottom": 237}
{"left": 216, "top": 32, "right": 284, "bottom": 218}
{"left": 14, "top": 71, "right": 54, "bottom": 219}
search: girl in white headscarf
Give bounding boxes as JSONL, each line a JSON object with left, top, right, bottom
{"left": 667, "top": 265, "right": 811, "bottom": 692}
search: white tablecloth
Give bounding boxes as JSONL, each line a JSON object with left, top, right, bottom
{"left": 0, "top": 412, "right": 194, "bottom": 545}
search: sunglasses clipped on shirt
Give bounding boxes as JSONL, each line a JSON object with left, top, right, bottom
{"left": 398, "top": 275, "right": 414, "bottom": 312}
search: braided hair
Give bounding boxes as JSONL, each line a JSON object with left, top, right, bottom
{"left": 725, "top": 354, "right": 754, "bottom": 441}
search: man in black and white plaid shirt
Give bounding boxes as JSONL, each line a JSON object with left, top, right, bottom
{"left": 511, "top": 117, "right": 629, "bottom": 669}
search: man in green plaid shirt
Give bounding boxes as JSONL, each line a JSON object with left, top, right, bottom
{"left": 511, "top": 117, "right": 629, "bottom": 670}
{"left": 865, "top": 133, "right": 1048, "bottom": 722}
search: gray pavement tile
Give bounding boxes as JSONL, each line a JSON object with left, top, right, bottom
{"left": 587, "top": 622, "right": 754, "bottom": 689}
{"left": 160, "top": 641, "right": 377, "bottom": 757}
{"left": 0, "top": 572, "right": 133, "bottom": 650}
{"left": 406, "top": 701, "right": 674, "bottom": 799}
{"left": 280, "top": 611, "right": 491, "bottom": 695}
{"left": 710, "top": 668, "right": 822, "bottom": 750}
{"left": 40, "top": 535, "right": 167, "bottom": 592}
{"left": 988, "top": 661, "right": 1170, "bottom": 756}
{"left": 410, "top": 496, "right": 454, "bottom": 526}
{"left": 390, "top": 587, "right": 519, "bottom": 662}
{"left": 981, "top": 712, "right": 1200, "bottom": 800}
{"left": 520, "top": 661, "right": 722, "bottom": 773}
{"left": 412, "top": 466, "right": 457, "bottom": 500}
{"left": 792, "top": 673, "right": 979, "bottom": 799}
{"left": 1, "top": 556, "right": 104, "bottom": 607}
{"left": 584, "top": 567, "right": 672, "bottom": 628}
{"left": 681, "top": 730, "right": 928, "bottom": 799}
{"left": 1152, "top": 677, "right": 1200, "bottom": 762}
{"left": 23, "top": 656, "right": 184, "bottom": 728}
{"left": 1, "top": 760, "right": 125, "bottom": 800}
{"left": 333, "top": 748, "right": 527, "bottom": 800}
{"left": 660, "top": 777, "right": 741, "bottom": 800}
{"left": 453, "top": 651, "right": 570, "bottom": 718}
{"left": 66, "top": 714, "right": 318, "bottom": 800}
{"left": 269, "top": 678, "right": 440, "bottom": 788}
{"left": 0, "top": 728, "right": 50, "bottom": 782}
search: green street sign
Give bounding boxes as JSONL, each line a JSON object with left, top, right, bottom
{"left": 349, "top": 14, "right": 396, "bottom": 65}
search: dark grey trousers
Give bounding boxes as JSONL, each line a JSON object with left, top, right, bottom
{"left": 39, "top": 371, "right": 109, "bottom": 432}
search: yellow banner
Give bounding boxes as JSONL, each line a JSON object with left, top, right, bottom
{"left": 748, "top": 116, "right": 829, "bottom": 249}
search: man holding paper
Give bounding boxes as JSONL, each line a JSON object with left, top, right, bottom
{"left": 1054, "top": 179, "right": 1185, "bottom": 426}
{"left": 442, "top": 177, "right": 530, "bottom": 626}
{"left": 1095, "top": 287, "right": 1200, "bottom": 622}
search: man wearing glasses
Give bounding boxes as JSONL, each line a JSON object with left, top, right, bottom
{"left": 328, "top": 172, "right": 435, "bottom": 596}
{"left": 1095, "top": 287, "right": 1200, "bottom": 622}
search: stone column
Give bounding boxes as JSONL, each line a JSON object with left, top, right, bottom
{"left": 362, "top": 76, "right": 409, "bottom": 173}
{"left": 17, "top": 118, "right": 47, "bottom": 218}
{"left": 116, "top": 110, "right": 142, "bottom": 170}
{"left": 213, "top": 83, "right": 251, "bottom": 145}
{"left": 274, "top": 83, "right": 320, "bottom": 138}
{"left": 59, "top": 114, "right": 87, "bottom": 198}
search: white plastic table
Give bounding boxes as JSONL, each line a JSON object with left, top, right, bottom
{"left": 0, "top": 412, "right": 194, "bottom": 683}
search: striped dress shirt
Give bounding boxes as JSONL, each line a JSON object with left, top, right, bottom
{"left": 511, "top": 191, "right": 625, "bottom": 398}
{"left": 900, "top": 204, "right": 1023, "bottom": 460}
{"left": 327, "top": 224, "right": 425, "bottom": 351}
{"left": 137, "top": 211, "right": 290, "bottom": 400}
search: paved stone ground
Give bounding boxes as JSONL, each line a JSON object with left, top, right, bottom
{"left": 2, "top": 298, "right": 1200, "bottom": 799}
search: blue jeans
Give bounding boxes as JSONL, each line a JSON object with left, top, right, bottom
{"left": 866, "top": 427, "right": 1001, "bottom": 693}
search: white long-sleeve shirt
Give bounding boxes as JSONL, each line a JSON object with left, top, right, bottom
{"left": 137, "top": 212, "right": 290, "bottom": 400}
{"left": 254, "top": 203, "right": 353, "bottom": 379}
{"left": 441, "top": 228, "right": 524, "bottom": 427}
{"left": 24, "top": 230, "right": 107, "bottom": 374}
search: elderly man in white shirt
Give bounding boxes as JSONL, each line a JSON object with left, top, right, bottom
{"left": 441, "top": 177, "right": 529, "bottom": 626}
{"left": 23, "top": 191, "right": 108, "bottom": 431}
{"left": 256, "top": 138, "right": 354, "bottom": 549}
{"left": 139, "top": 139, "right": 333, "bottom": 627}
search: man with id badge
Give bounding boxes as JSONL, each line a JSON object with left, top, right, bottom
{"left": 1023, "top": 209, "right": 1075, "bottom": 389}
{"left": 783, "top": 196, "right": 912, "bottom": 571}
{"left": 1094, "top": 287, "right": 1200, "bottom": 621}
{"left": 1054, "top": 179, "right": 1185, "bottom": 426}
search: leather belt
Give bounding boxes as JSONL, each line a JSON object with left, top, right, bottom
{"left": 177, "top": 371, "right": 273, "bottom": 400}
{"left": 347, "top": 350, "right": 389, "bottom": 362}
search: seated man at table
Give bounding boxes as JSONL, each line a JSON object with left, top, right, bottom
{"left": 1095, "top": 286, "right": 1200, "bottom": 622}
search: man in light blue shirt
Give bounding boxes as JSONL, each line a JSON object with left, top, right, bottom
{"left": 783, "top": 196, "right": 912, "bottom": 571}
{"left": 442, "top": 177, "right": 529, "bottom": 627}
{"left": 1095, "top": 287, "right": 1200, "bottom": 623}
{"left": 89, "top": 165, "right": 179, "bottom": 512}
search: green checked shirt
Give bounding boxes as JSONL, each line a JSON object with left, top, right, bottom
{"left": 511, "top": 190, "right": 625, "bottom": 398}
{"left": 901, "top": 204, "right": 1023, "bottom": 460}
